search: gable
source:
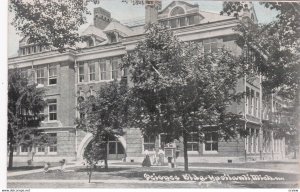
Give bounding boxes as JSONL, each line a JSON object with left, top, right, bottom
{"left": 158, "top": 1, "right": 199, "bottom": 20}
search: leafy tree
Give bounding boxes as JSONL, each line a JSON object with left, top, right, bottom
{"left": 83, "top": 137, "right": 106, "bottom": 183}
{"left": 123, "top": 24, "right": 246, "bottom": 171}
{"left": 76, "top": 80, "right": 128, "bottom": 169}
{"left": 8, "top": 68, "right": 47, "bottom": 168}
{"left": 221, "top": 1, "right": 300, "bottom": 157}
{"left": 9, "top": 0, "right": 100, "bottom": 51}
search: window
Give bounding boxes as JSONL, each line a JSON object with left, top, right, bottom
{"left": 256, "top": 92, "right": 260, "bottom": 117}
{"left": 108, "top": 137, "right": 124, "bottom": 154}
{"left": 22, "top": 48, "right": 26, "bottom": 55}
{"left": 37, "top": 146, "right": 45, "bottom": 153}
{"left": 170, "top": 19, "right": 177, "bottom": 28}
{"left": 170, "top": 6, "right": 185, "bottom": 16}
{"left": 203, "top": 39, "right": 218, "bottom": 53}
{"left": 188, "top": 15, "right": 195, "bottom": 25}
{"left": 36, "top": 67, "right": 45, "bottom": 85}
{"left": 111, "top": 58, "right": 120, "bottom": 80}
{"left": 99, "top": 59, "right": 109, "bottom": 80}
{"left": 48, "top": 133, "right": 57, "bottom": 153}
{"left": 179, "top": 17, "right": 186, "bottom": 27}
{"left": 246, "top": 87, "right": 250, "bottom": 114}
{"left": 20, "top": 70, "right": 28, "bottom": 78}
{"left": 78, "top": 63, "right": 85, "bottom": 83}
{"left": 89, "top": 62, "right": 96, "bottom": 81}
{"left": 144, "top": 135, "right": 155, "bottom": 151}
{"left": 27, "top": 47, "right": 31, "bottom": 54}
{"left": 48, "top": 99, "right": 57, "bottom": 121}
{"left": 251, "top": 90, "right": 255, "bottom": 115}
{"left": 204, "top": 131, "right": 218, "bottom": 152}
{"left": 13, "top": 146, "right": 18, "bottom": 153}
{"left": 187, "top": 133, "right": 199, "bottom": 151}
{"left": 49, "top": 65, "right": 57, "bottom": 85}
{"left": 110, "top": 33, "right": 117, "bottom": 43}
{"left": 33, "top": 46, "right": 37, "bottom": 53}
{"left": 20, "top": 145, "right": 29, "bottom": 154}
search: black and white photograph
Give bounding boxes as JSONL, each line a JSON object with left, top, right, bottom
{"left": 2, "top": 0, "right": 300, "bottom": 189}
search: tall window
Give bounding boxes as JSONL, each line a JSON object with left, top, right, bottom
{"left": 49, "top": 65, "right": 57, "bottom": 85}
{"left": 108, "top": 137, "right": 124, "bottom": 154}
{"left": 78, "top": 63, "right": 85, "bottom": 83}
{"left": 99, "top": 59, "right": 109, "bottom": 80}
{"left": 204, "top": 131, "right": 218, "bottom": 152}
{"left": 143, "top": 135, "right": 155, "bottom": 151}
{"left": 203, "top": 39, "right": 218, "bottom": 53}
{"left": 111, "top": 58, "right": 120, "bottom": 80}
{"left": 48, "top": 99, "right": 57, "bottom": 121}
{"left": 251, "top": 90, "right": 255, "bottom": 115}
{"left": 246, "top": 86, "right": 250, "bottom": 114}
{"left": 179, "top": 17, "right": 186, "bottom": 27}
{"left": 21, "top": 145, "right": 29, "bottom": 153}
{"left": 188, "top": 15, "right": 195, "bottom": 25}
{"left": 187, "top": 133, "right": 199, "bottom": 151}
{"left": 89, "top": 62, "right": 96, "bottom": 81}
{"left": 36, "top": 67, "right": 45, "bottom": 85}
{"left": 256, "top": 92, "right": 260, "bottom": 117}
{"left": 48, "top": 133, "right": 57, "bottom": 153}
{"left": 170, "top": 19, "right": 177, "bottom": 28}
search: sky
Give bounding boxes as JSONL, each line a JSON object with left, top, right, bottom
{"left": 7, "top": 0, "right": 279, "bottom": 57}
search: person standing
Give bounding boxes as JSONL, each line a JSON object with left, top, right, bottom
{"left": 158, "top": 148, "right": 165, "bottom": 166}
{"left": 142, "top": 150, "right": 151, "bottom": 167}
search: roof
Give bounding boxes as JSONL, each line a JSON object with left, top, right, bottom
{"left": 103, "top": 19, "right": 134, "bottom": 36}
{"left": 81, "top": 25, "right": 107, "bottom": 41}
{"left": 199, "top": 11, "right": 235, "bottom": 23}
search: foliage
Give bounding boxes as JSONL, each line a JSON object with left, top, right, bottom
{"left": 123, "top": 24, "right": 246, "bottom": 171}
{"left": 8, "top": 68, "right": 47, "bottom": 168}
{"left": 9, "top": 0, "right": 100, "bottom": 51}
{"left": 76, "top": 79, "right": 128, "bottom": 169}
{"left": 221, "top": 1, "right": 300, "bottom": 155}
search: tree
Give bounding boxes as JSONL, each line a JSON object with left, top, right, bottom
{"left": 8, "top": 68, "right": 47, "bottom": 168}
{"left": 221, "top": 1, "right": 300, "bottom": 157}
{"left": 83, "top": 137, "right": 106, "bottom": 183}
{"left": 9, "top": 0, "right": 100, "bottom": 51}
{"left": 123, "top": 24, "right": 246, "bottom": 171}
{"left": 76, "top": 79, "right": 128, "bottom": 169}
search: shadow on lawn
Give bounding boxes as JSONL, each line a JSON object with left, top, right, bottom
{"left": 7, "top": 166, "right": 43, "bottom": 171}
{"left": 75, "top": 167, "right": 132, "bottom": 173}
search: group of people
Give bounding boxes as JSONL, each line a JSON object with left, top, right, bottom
{"left": 142, "top": 148, "right": 165, "bottom": 167}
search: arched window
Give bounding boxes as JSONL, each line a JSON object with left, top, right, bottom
{"left": 170, "top": 6, "right": 185, "bottom": 16}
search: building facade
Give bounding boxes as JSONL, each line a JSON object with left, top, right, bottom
{"left": 8, "top": 1, "right": 285, "bottom": 164}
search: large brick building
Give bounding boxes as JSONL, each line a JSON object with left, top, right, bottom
{"left": 8, "top": 1, "right": 286, "bottom": 164}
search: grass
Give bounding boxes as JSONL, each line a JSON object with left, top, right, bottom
{"left": 7, "top": 166, "right": 299, "bottom": 188}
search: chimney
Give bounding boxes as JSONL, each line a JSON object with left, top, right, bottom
{"left": 145, "top": 0, "right": 161, "bottom": 25}
{"left": 94, "top": 7, "right": 111, "bottom": 30}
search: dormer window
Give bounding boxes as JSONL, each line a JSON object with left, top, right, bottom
{"left": 170, "top": 6, "right": 185, "bottom": 16}
{"left": 87, "top": 37, "right": 94, "bottom": 47}
{"left": 111, "top": 33, "right": 117, "bottom": 43}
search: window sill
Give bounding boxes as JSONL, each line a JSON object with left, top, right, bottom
{"left": 187, "top": 151, "right": 199, "bottom": 154}
{"left": 48, "top": 152, "right": 58, "bottom": 155}
{"left": 203, "top": 151, "right": 218, "bottom": 155}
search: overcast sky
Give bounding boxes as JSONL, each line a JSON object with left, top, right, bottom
{"left": 7, "top": 0, "right": 279, "bottom": 57}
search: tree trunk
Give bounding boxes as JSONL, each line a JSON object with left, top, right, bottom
{"left": 8, "top": 143, "right": 14, "bottom": 169}
{"left": 88, "top": 166, "right": 92, "bottom": 183}
{"left": 183, "top": 130, "right": 189, "bottom": 172}
{"left": 104, "top": 142, "right": 108, "bottom": 169}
